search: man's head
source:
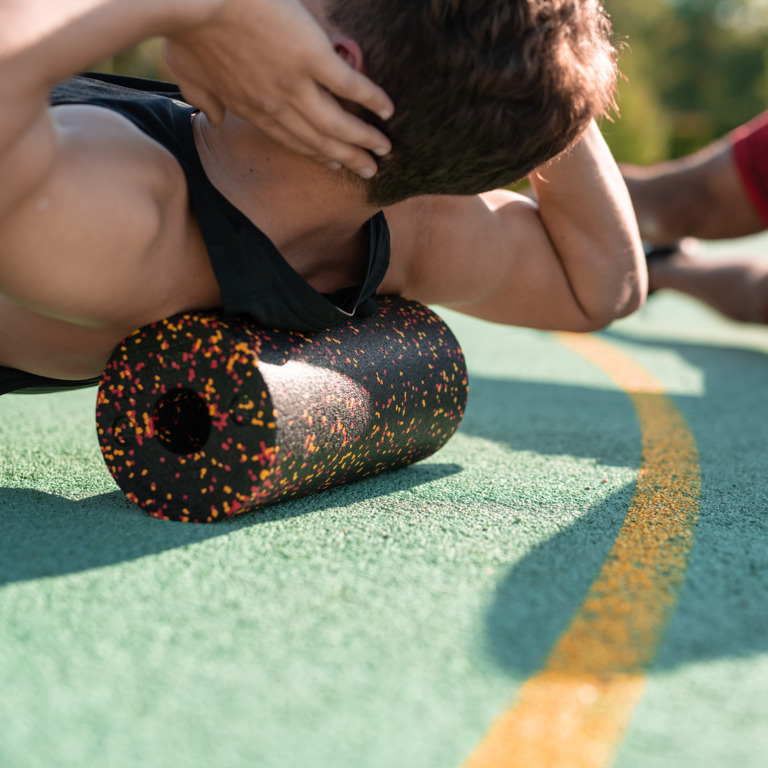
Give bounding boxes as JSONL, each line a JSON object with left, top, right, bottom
{"left": 327, "top": 0, "right": 618, "bottom": 207}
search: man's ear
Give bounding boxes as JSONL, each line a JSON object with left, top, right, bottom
{"left": 332, "top": 36, "right": 365, "bottom": 73}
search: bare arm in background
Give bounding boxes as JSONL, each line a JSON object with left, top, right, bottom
{"left": 622, "top": 140, "right": 764, "bottom": 244}
{"left": 621, "top": 121, "right": 768, "bottom": 324}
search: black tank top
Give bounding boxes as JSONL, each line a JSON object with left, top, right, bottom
{"left": 1, "top": 73, "right": 391, "bottom": 395}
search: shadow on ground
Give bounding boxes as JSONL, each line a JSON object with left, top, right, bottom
{"left": 3, "top": 333, "right": 768, "bottom": 672}
{"left": 460, "top": 376, "right": 641, "bottom": 467}
{"left": 478, "top": 335, "right": 768, "bottom": 674}
{"left": 0, "top": 462, "right": 460, "bottom": 586}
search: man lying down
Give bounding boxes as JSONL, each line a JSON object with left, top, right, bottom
{"left": 0, "top": 0, "right": 645, "bottom": 396}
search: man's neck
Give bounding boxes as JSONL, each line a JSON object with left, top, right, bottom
{"left": 192, "top": 111, "right": 380, "bottom": 285}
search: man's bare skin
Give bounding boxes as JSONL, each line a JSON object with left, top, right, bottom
{"left": 0, "top": 0, "right": 646, "bottom": 383}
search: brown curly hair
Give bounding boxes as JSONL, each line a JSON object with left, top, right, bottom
{"left": 328, "top": 0, "right": 618, "bottom": 207}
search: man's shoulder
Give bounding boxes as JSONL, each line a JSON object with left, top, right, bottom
{"left": 50, "top": 74, "right": 194, "bottom": 150}
{"left": 48, "top": 74, "right": 197, "bottom": 185}
{"left": 384, "top": 193, "right": 506, "bottom": 250}
{"left": 379, "top": 193, "right": 504, "bottom": 298}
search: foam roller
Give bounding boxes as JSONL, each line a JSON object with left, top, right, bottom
{"left": 96, "top": 297, "right": 468, "bottom": 522}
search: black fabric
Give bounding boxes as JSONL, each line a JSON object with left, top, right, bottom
{"left": 0, "top": 367, "right": 100, "bottom": 396}
{"left": 51, "top": 74, "right": 391, "bottom": 330}
{"left": 2, "top": 73, "right": 391, "bottom": 395}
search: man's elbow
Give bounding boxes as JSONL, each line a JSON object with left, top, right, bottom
{"left": 583, "top": 279, "right": 647, "bottom": 331}
{"left": 619, "top": 250, "right": 650, "bottom": 316}
{"left": 617, "top": 278, "right": 648, "bottom": 319}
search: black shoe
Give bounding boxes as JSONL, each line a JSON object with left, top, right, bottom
{"left": 644, "top": 242, "right": 680, "bottom": 262}
{"left": 643, "top": 242, "right": 681, "bottom": 295}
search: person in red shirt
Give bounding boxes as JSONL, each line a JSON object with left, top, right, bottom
{"left": 623, "top": 112, "right": 768, "bottom": 324}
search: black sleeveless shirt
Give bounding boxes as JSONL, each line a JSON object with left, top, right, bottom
{"left": 0, "top": 73, "right": 391, "bottom": 395}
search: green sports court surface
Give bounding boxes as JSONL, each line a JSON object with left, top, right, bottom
{"left": 2, "top": 234, "right": 767, "bottom": 768}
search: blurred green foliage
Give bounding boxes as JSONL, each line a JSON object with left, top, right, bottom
{"left": 99, "top": 1, "right": 768, "bottom": 164}
{"left": 95, "top": 39, "right": 170, "bottom": 81}
{"left": 604, "top": 0, "right": 768, "bottom": 162}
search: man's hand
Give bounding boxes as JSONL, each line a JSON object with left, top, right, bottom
{"left": 164, "top": 0, "right": 393, "bottom": 179}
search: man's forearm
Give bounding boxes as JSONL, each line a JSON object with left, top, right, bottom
{"left": 0, "top": 0, "right": 394, "bottom": 179}
{"left": 0, "top": 0, "right": 219, "bottom": 217}
{"left": 0, "top": 0, "right": 216, "bottom": 94}
{"left": 530, "top": 122, "right": 646, "bottom": 325}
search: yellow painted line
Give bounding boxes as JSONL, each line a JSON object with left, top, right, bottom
{"left": 462, "top": 333, "right": 701, "bottom": 768}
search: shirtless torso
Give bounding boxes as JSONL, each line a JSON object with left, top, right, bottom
{"left": 0, "top": 86, "right": 644, "bottom": 388}
{"left": 0, "top": 91, "right": 632, "bottom": 379}
{"left": 0, "top": 0, "right": 646, "bottom": 395}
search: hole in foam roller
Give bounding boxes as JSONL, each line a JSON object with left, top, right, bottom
{"left": 152, "top": 388, "right": 212, "bottom": 455}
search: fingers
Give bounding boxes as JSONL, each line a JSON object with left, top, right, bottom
{"left": 247, "top": 95, "right": 381, "bottom": 178}
{"left": 161, "top": 0, "right": 396, "bottom": 179}
{"left": 316, "top": 53, "right": 395, "bottom": 123}
{"left": 185, "top": 84, "right": 227, "bottom": 127}
{"left": 282, "top": 85, "right": 390, "bottom": 176}
{"left": 305, "top": 83, "right": 391, "bottom": 155}
{"left": 246, "top": 111, "right": 320, "bottom": 160}
{"left": 163, "top": 41, "right": 228, "bottom": 126}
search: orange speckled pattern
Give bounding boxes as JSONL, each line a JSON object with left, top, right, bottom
{"left": 96, "top": 297, "right": 468, "bottom": 523}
